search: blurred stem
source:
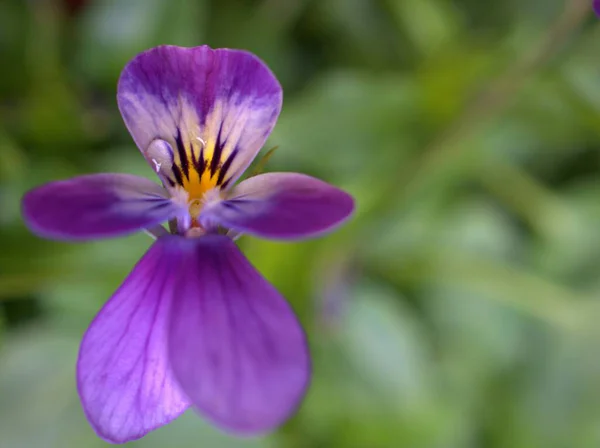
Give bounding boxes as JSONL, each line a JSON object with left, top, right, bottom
{"left": 476, "top": 154, "right": 575, "bottom": 241}
{"left": 371, "top": 249, "right": 584, "bottom": 331}
{"left": 360, "top": 0, "right": 590, "bottom": 226}
{"left": 345, "top": 0, "right": 592, "bottom": 335}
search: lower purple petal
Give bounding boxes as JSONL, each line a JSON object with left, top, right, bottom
{"left": 22, "top": 173, "right": 181, "bottom": 240}
{"left": 168, "top": 234, "right": 310, "bottom": 434}
{"left": 77, "top": 238, "right": 190, "bottom": 443}
{"left": 200, "top": 172, "right": 354, "bottom": 240}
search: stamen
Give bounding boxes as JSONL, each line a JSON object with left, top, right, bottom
{"left": 147, "top": 139, "right": 175, "bottom": 184}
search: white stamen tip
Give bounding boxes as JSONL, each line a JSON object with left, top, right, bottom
{"left": 197, "top": 137, "right": 206, "bottom": 147}
{"left": 147, "top": 139, "right": 174, "bottom": 176}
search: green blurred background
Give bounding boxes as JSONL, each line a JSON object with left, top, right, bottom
{"left": 1, "top": 0, "right": 600, "bottom": 446}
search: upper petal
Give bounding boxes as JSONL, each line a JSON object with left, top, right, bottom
{"left": 200, "top": 172, "right": 355, "bottom": 240}
{"left": 168, "top": 235, "right": 310, "bottom": 434}
{"left": 22, "top": 173, "right": 181, "bottom": 241}
{"left": 118, "top": 45, "right": 282, "bottom": 192}
{"left": 77, "top": 237, "right": 190, "bottom": 443}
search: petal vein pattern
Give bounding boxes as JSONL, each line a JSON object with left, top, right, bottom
{"left": 168, "top": 235, "right": 310, "bottom": 434}
{"left": 21, "top": 173, "right": 181, "bottom": 240}
{"left": 200, "top": 173, "right": 355, "bottom": 240}
{"left": 118, "top": 45, "right": 282, "bottom": 196}
{"left": 77, "top": 239, "right": 190, "bottom": 444}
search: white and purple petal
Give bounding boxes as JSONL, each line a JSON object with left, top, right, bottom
{"left": 199, "top": 172, "right": 355, "bottom": 240}
{"left": 168, "top": 234, "right": 310, "bottom": 434}
{"left": 118, "top": 45, "right": 282, "bottom": 190}
{"left": 22, "top": 173, "right": 182, "bottom": 240}
{"left": 77, "top": 238, "right": 190, "bottom": 443}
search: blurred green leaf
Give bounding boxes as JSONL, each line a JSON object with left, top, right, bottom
{"left": 1, "top": 0, "right": 599, "bottom": 446}
{"left": 385, "top": 0, "right": 461, "bottom": 57}
{"left": 75, "top": 0, "right": 207, "bottom": 86}
{"left": 339, "top": 281, "right": 433, "bottom": 408}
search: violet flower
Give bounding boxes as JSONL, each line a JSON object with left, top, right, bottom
{"left": 21, "top": 45, "right": 354, "bottom": 444}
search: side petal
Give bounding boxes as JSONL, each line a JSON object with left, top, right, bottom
{"left": 77, "top": 237, "right": 190, "bottom": 443}
{"left": 118, "top": 45, "right": 282, "bottom": 191}
{"left": 168, "top": 235, "right": 310, "bottom": 434}
{"left": 200, "top": 172, "right": 355, "bottom": 240}
{"left": 22, "top": 173, "right": 181, "bottom": 240}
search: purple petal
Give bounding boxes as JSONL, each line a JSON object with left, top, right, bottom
{"left": 118, "top": 45, "right": 282, "bottom": 191}
{"left": 77, "top": 238, "right": 190, "bottom": 443}
{"left": 168, "top": 234, "right": 310, "bottom": 434}
{"left": 200, "top": 172, "right": 355, "bottom": 240}
{"left": 22, "top": 173, "right": 181, "bottom": 241}
{"left": 595, "top": 0, "right": 600, "bottom": 17}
